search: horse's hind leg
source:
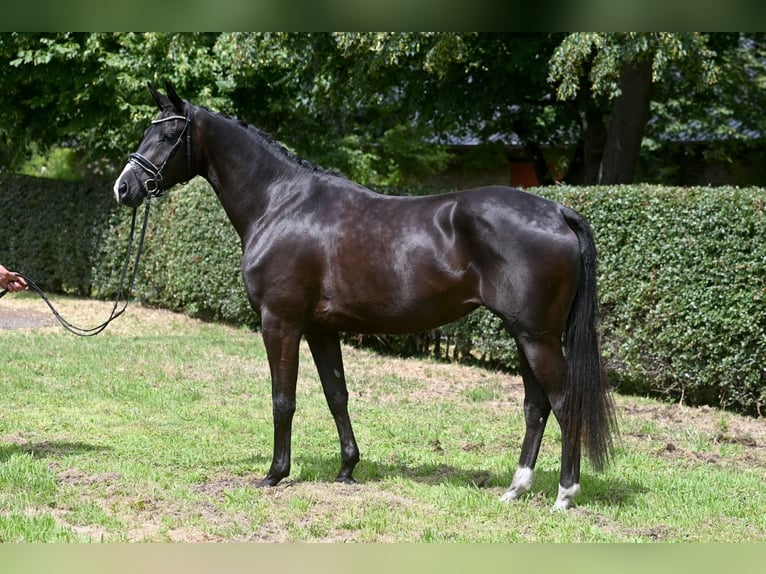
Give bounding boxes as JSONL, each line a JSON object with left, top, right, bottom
{"left": 306, "top": 331, "right": 360, "bottom": 484}
{"left": 500, "top": 343, "right": 552, "bottom": 503}
{"left": 501, "top": 334, "right": 582, "bottom": 509}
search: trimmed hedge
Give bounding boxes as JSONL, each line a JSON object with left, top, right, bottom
{"left": 0, "top": 174, "right": 114, "bottom": 294}
{"left": 2, "top": 174, "right": 765, "bottom": 416}
{"left": 1, "top": 174, "right": 249, "bottom": 327}
{"left": 90, "top": 181, "right": 252, "bottom": 328}
{"left": 546, "top": 185, "right": 765, "bottom": 416}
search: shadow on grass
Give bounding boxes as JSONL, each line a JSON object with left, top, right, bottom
{"left": 225, "top": 453, "right": 645, "bottom": 509}
{"left": 0, "top": 441, "right": 109, "bottom": 462}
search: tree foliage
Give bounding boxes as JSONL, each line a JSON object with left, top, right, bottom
{"left": 0, "top": 33, "right": 224, "bottom": 175}
{"left": 2, "top": 33, "right": 766, "bottom": 185}
{"left": 548, "top": 33, "right": 718, "bottom": 101}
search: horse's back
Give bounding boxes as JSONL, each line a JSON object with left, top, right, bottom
{"left": 453, "top": 185, "right": 574, "bottom": 235}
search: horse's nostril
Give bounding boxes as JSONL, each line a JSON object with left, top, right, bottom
{"left": 119, "top": 181, "right": 128, "bottom": 196}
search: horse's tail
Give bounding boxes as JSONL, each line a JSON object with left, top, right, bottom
{"left": 560, "top": 206, "right": 616, "bottom": 471}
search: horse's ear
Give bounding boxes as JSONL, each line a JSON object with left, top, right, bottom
{"left": 165, "top": 81, "right": 184, "bottom": 113}
{"left": 147, "top": 82, "right": 168, "bottom": 111}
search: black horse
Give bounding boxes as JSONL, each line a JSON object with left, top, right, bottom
{"left": 114, "top": 83, "right": 616, "bottom": 510}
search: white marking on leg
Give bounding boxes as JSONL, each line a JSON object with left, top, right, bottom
{"left": 499, "top": 466, "right": 534, "bottom": 503}
{"left": 553, "top": 482, "right": 581, "bottom": 511}
{"left": 113, "top": 163, "right": 132, "bottom": 201}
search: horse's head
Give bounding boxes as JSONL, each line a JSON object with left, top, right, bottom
{"left": 114, "top": 82, "right": 194, "bottom": 207}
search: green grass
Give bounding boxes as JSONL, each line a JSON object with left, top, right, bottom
{"left": 0, "top": 294, "right": 765, "bottom": 542}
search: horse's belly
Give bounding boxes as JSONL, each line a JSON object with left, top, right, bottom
{"left": 313, "top": 281, "right": 481, "bottom": 334}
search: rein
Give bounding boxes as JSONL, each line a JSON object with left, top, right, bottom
{"left": 1, "top": 103, "right": 194, "bottom": 334}
{"left": 0, "top": 199, "right": 152, "bottom": 336}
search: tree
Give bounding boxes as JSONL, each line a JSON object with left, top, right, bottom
{"left": 548, "top": 33, "right": 721, "bottom": 184}
{"left": 647, "top": 34, "right": 766, "bottom": 157}
{"left": 2, "top": 33, "right": 765, "bottom": 187}
{"left": 190, "top": 33, "right": 766, "bottom": 186}
{"left": 219, "top": 32, "right": 571, "bottom": 185}
{"left": 0, "top": 33, "right": 223, "bottom": 175}
{"left": 323, "top": 33, "right": 569, "bottom": 185}
{"left": 213, "top": 32, "right": 483, "bottom": 185}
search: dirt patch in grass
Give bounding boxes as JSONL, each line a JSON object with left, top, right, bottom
{"left": 0, "top": 305, "right": 56, "bottom": 329}
{"left": 572, "top": 507, "right": 677, "bottom": 541}
{"left": 194, "top": 476, "right": 425, "bottom": 542}
{"left": 56, "top": 468, "right": 122, "bottom": 487}
{"left": 619, "top": 402, "right": 766, "bottom": 470}
{"left": 342, "top": 345, "right": 525, "bottom": 409}
{"left": 0, "top": 294, "right": 205, "bottom": 336}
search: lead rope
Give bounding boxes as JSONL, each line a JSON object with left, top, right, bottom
{"left": 0, "top": 198, "right": 152, "bottom": 336}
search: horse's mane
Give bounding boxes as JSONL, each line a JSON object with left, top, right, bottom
{"left": 203, "top": 105, "right": 344, "bottom": 178}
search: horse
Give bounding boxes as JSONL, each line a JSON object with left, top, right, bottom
{"left": 114, "top": 82, "right": 616, "bottom": 510}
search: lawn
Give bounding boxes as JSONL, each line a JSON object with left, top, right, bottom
{"left": 0, "top": 294, "right": 764, "bottom": 542}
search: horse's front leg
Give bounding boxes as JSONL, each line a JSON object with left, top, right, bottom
{"left": 258, "top": 314, "right": 302, "bottom": 487}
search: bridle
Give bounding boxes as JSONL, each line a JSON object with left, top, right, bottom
{"left": 127, "top": 105, "right": 194, "bottom": 199}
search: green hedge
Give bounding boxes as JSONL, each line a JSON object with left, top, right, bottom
{"left": 545, "top": 184, "right": 765, "bottom": 416}
{"left": 2, "top": 174, "right": 765, "bottom": 416}
{"left": 0, "top": 174, "right": 114, "bottom": 294}
{"left": 1, "top": 174, "right": 249, "bottom": 327}
{"left": 89, "top": 180, "right": 252, "bottom": 328}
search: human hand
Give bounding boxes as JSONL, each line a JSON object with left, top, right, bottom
{"left": 0, "top": 265, "right": 28, "bottom": 292}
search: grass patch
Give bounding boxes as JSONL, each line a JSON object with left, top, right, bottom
{"left": 0, "top": 294, "right": 765, "bottom": 542}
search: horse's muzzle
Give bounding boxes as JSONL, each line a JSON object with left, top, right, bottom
{"left": 116, "top": 181, "right": 130, "bottom": 203}
{"left": 113, "top": 165, "right": 144, "bottom": 207}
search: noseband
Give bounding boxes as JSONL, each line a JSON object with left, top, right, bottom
{"left": 128, "top": 106, "right": 194, "bottom": 199}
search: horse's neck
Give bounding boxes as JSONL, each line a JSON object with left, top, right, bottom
{"left": 196, "top": 109, "right": 300, "bottom": 240}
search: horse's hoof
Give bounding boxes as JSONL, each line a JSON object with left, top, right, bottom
{"left": 552, "top": 482, "right": 580, "bottom": 510}
{"left": 334, "top": 476, "right": 356, "bottom": 485}
{"left": 499, "top": 489, "right": 522, "bottom": 503}
{"left": 500, "top": 466, "right": 533, "bottom": 503}
{"left": 256, "top": 476, "right": 281, "bottom": 488}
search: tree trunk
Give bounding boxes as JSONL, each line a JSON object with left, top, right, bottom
{"left": 524, "top": 141, "right": 556, "bottom": 186}
{"left": 564, "top": 75, "right": 608, "bottom": 185}
{"left": 581, "top": 106, "right": 608, "bottom": 184}
{"left": 598, "top": 59, "right": 653, "bottom": 184}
